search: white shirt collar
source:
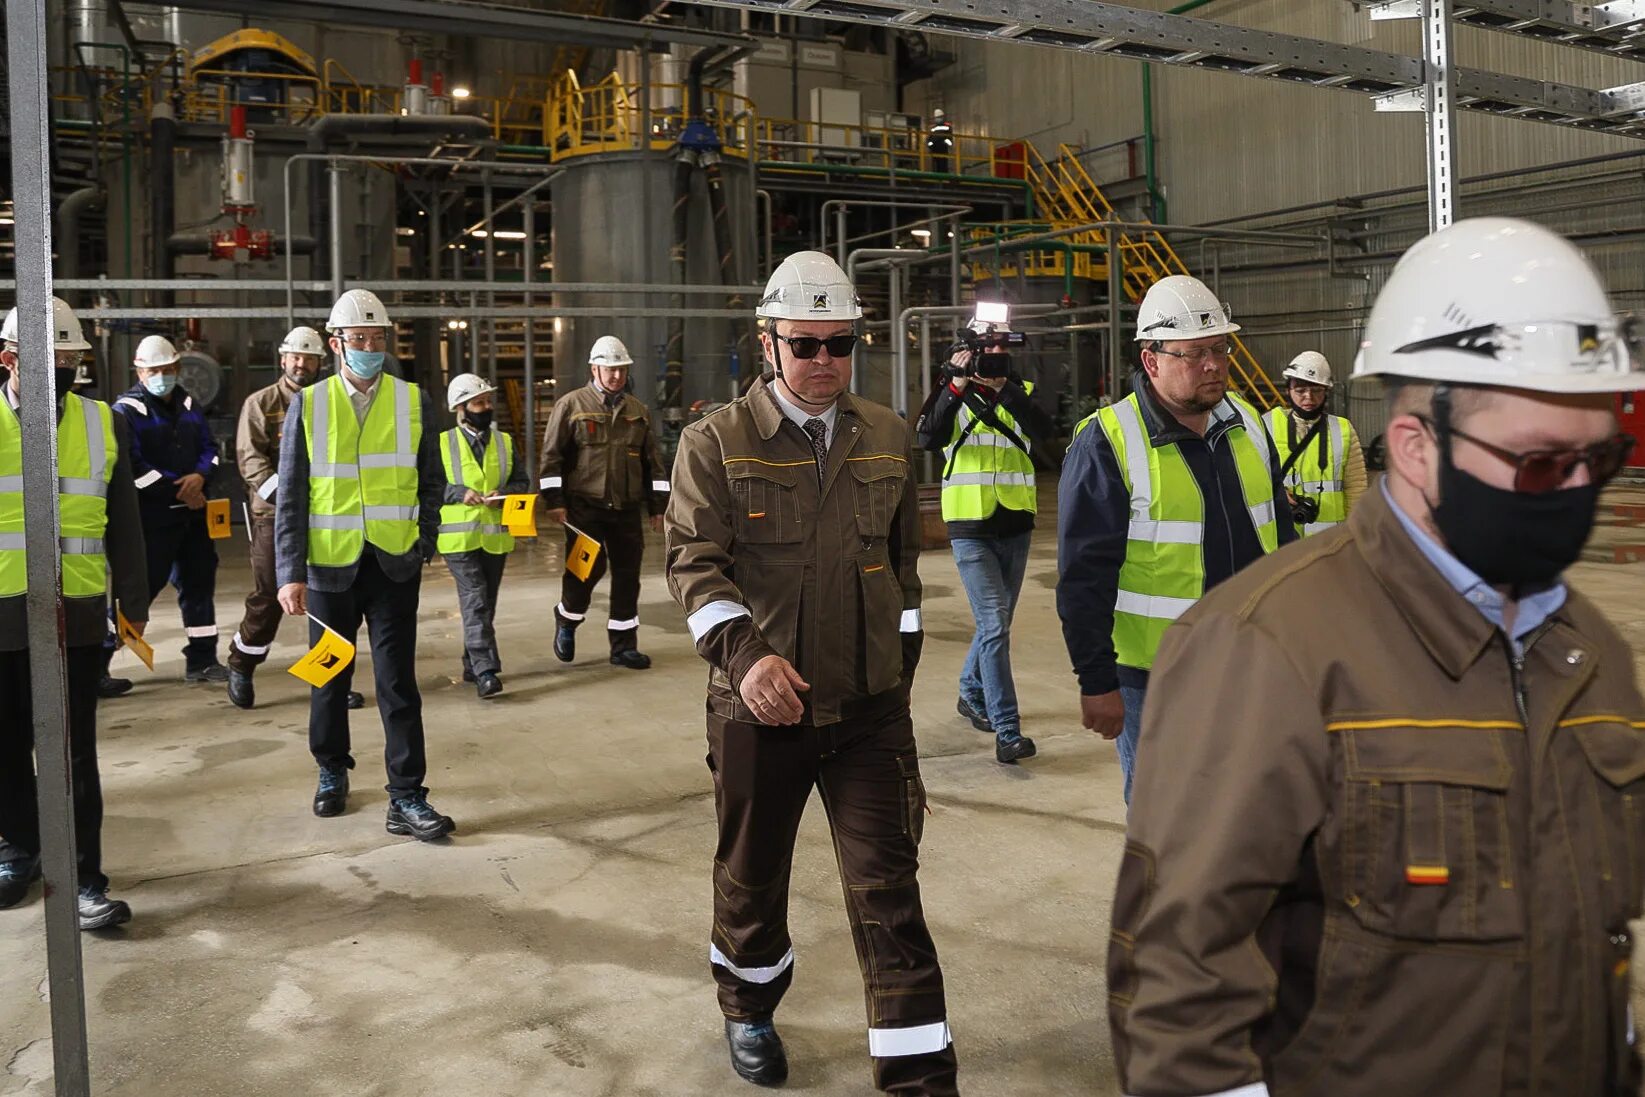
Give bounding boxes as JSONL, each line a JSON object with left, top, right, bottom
{"left": 770, "top": 381, "right": 838, "bottom": 443}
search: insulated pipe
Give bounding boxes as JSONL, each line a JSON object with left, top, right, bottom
{"left": 149, "top": 100, "right": 176, "bottom": 294}
{"left": 845, "top": 247, "right": 925, "bottom": 395}
{"left": 523, "top": 198, "right": 536, "bottom": 478}
{"left": 756, "top": 188, "right": 773, "bottom": 278}
{"left": 663, "top": 155, "right": 694, "bottom": 413}
{"left": 705, "top": 156, "right": 750, "bottom": 389}
{"left": 329, "top": 164, "right": 346, "bottom": 303}
{"left": 56, "top": 186, "right": 103, "bottom": 287}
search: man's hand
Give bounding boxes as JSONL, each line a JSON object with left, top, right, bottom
{"left": 546, "top": 507, "right": 568, "bottom": 525}
{"left": 278, "top": 582, "right": 307, "bottom": 617}
{"left": 176, "top": 473, "right": 206, "bottom": 508}
{"left": 1081, "top": 690, "right": 1126, "bottom": 741}
{"left": 462, "top": 488, "right": 488, "bottom": 507}
{"left": 114, "top": 618, "right": 147, "bottom": 650}
{"left": 649, "top": 514, "right": 665, "bottom": 533}
{"left": 946, "top": 348, "right": 972, "bottom": 391}
{"left": 976, "top": 374, "right": 1007, "bottom": 392}
{"left": 740, "top": 654, "right": 810, "bottom": 726}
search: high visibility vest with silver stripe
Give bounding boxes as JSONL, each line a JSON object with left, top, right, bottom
{"left": 1087, "top": 391, "right": 1280, "bottom": 671}
{"left": 0, "top": 393, "right": 116, "bottom": 598}
{"left": 1267, "top": 408, "right": 1354, "bottom": 537}
{"left": 302, "top": 373, "right": 422, "bottom": 566}
{"left": 437, "top": 426, "right": 514, "bottom": 556}
{"left": 940, "top": 381, "right": 1037, "bottom": 521}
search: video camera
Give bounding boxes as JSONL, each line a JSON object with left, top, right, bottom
{"left": 949, "top": 301, "right": 1027, "bottom": 380}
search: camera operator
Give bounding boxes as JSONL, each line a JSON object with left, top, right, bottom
{"left": 915, "top": 329, "right": 1054, "bottom": 765}
{"left": 1268, "top": 351, "right": 1367, "bottom": 536}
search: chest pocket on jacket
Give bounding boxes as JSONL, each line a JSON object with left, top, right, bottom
{"left": 1571, "top": 719, "right": 1645, "bottom": 927}
{"left": 571, "top": 412, "right": 609, "bottom": 446}
{"left": 850, "top": 456, "right": 905, "bottom": 542}
{"left": 727, "top": 461, "right": 804, "bottom": 544}
{"left": 1338, "top": 725, "right": 1524, "bottom": 943}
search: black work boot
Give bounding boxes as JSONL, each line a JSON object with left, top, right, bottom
{"left": 553, "top": 609, "right": 578, "bottom": 663}
{"left": 346, "top": 691, "right": 365, "bottom": 710}
{"left": 227, "top": 667, "right": 255, "bottom": 709}
{"left": 995, "top": 731, "right": 1038, "bottom": 765}
{"left": 608, "top": 628, "right": 652, "bottom": 670}
{"left": 0, "top": 856, "right": 41, "bottom": 910}
{"left": 956, "top": 696, "right": 992, "bottom": 733}
{"left": 386, "top": 792, "right": 456, "bottom": 841}
{"left": 97, "top": 675, "right": 133, "bottom": 698}
{"left": 725, "top": 1017, "right": 788, "bottom": 1086}
{"left": 313, "top": 763, "right": 350, "bottom": 817}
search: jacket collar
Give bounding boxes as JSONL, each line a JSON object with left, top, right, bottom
{"left": 748, "top": 374, "right": 863, "bottom": 442}
{"left": 1131, "top": 371, "right": 1241, "bottom": 448}
{"left": 1351, "top": 484, "right": 1504, "bottom": 679}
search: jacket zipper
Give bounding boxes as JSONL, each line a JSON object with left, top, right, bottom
{"left": 1204, "top": 430, "right": 1239, "bottom": 578}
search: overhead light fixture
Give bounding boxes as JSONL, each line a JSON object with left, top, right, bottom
{"left": 395, "top": 227, "right": 416, "bottom": 236}
{"left": 553, "top": 318, "right": 564, "bottom": 334}
{"left": 451, "top": 86, "right": 471, "bottom": 99}
{"left": 469, "top": 229, "right": 527, "bottom": 240}
{"left": 911, "top": 228, "right": 931, "bottom": 240}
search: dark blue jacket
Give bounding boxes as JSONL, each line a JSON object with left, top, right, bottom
{"left": 1056, "top": 375, "right": 1296, "bottom": 696}
{"left": 112, "top": 384, "right": 222, "bottom": 519}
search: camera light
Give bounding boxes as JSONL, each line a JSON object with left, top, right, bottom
{"left": 975, "top": 301, "right": 1010, "bottom": 325}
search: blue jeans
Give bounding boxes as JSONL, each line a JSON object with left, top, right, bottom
{"left": 952, "top": 532, "right": 1032, "bottom": 736}
{"left": 1117, "top": 684, "right": 1147, "bottom": 804}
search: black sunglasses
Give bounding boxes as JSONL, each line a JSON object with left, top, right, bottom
{"left": 773, "top": 333, "right": 857, "bottom": 360}
{"left": 1416, "top": 414, "right": 1636, "bottom": 493}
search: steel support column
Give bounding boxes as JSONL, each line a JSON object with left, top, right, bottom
{"left": 1424, "top": 0, "right": 1460, "bottom": 230}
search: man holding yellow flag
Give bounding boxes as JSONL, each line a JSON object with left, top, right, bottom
{"left": 274, "top": 290, "right": 454, "bottom": 841}
{"left": 439, "top": 373, "right": 528, "bottom": 700}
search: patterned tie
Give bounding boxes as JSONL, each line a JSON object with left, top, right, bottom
{"left": 803, "top": 417, "right": 829, "bottom": 488}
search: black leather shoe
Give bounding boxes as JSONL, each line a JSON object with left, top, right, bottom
{"left": 476, "top": 672, "right": 502, "bottom": 699}
{"left": 346, "top": 691, "right": 365, "bottom": 710}
{"left": 386, "top": 793, "right": 455, "bottom": 841}
{"left": 97, "top": 675, "right": 132, "bottom": 699}
{"left": 957, "top": 697, "right": 992, "bottom": 733}
{"left": 227, "top": 668, "right": 255, "bottom": 709}
{"left": 313, "top": 764, "right": 349, "bottom": 817}
{"left": 462, "top": 667, "right": 476, "bottom": 683}
{"left": 77, "top": 886, "right": 132, "bottom": 931}
{"left": 0, "top": 857, "right": 41, "bottom": 910}
{"left": 186, "top": 662, "right": 230, "bottom": 684}
{"left": 610, "top": 649, "right": 652, "bottom": 670}
{"left": 996, "top": 732, "right": 1038, "bottom": 765}
{"left": 553, "top": 610, "right": 577, "bottom": 663}
{"left": 725, "top": 1018, "right": 788, "bottom": 1087}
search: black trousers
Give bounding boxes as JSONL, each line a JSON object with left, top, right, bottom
{"left": 306, "top": 554, "right": 428, "bottom": 796}
{"left": 142, "top": 511, "right": 220, "bottom": 669}
{"left": 559, "top": 500, "right": 644, "bottom": 636}
{"left": 228, "top": 512, "right": 281, "bottom": 672}
{"left": 707, "top": 700, "right": 958, "bottom": 1096}
{"left": 0, "top": 646, "right": 108, "bottom": 889}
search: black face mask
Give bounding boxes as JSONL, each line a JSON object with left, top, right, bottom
{"left": 464, "top": 408, "right": 495, "bottom": 432}
{"left": 5, "top": 365, "right": 75, "bottom": 402}
{"left": 1290, "top": 401, "right": 1325, "bottom": 422}
{"left": 1430, "top": 455, "right": 1600, "bottom": 588}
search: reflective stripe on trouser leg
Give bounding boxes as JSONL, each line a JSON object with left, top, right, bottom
{"left": 229, "top": 512, "right": 281, "bottom": 672}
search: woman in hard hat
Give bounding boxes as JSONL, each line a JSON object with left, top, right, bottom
{"left": 1265, "top": 351, "right": 1368, "bottom": 536}
{"left": 438, "top": 373, "right": 528, "bottom": 698}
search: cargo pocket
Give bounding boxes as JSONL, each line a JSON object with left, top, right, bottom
{"left": 857, "top": 550, "right": 903, "bottom": 695}
{"left": 570, "top": 412, "right": 608, "bottom": 446}
{"left": 727, "top": 462, "right": 803, "bottom": 544}
{"left": 1572, "top": 719, "right": 1645, "bottom": 926}
{"left": 850, "top": 456, "right": 906, "bottom": 542}
{"left": 1339, "top": 726, "right": 1524, "bottom": 942}
{"left": 898, "top": 753, "right": 926, "bottom": 846}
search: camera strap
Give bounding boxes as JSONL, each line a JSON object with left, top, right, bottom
{"left": 943, "top": 391, "right": 1031, "bottom": 479}
{"left": 1277, "top": 414, "right": 1327, "bottom": 484}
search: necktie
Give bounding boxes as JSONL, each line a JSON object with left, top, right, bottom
{"left": 803, "top": 417, "right": 828, "bottom": 488}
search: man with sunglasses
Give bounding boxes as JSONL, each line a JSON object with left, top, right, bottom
{"left": 1267, "top": 351, "right": 1367, "bottom": 536}
{"left": 1058, "top": 274, "right": 1294, "bottom": 804}
{"left": 667, "top": 251, "right": 957, "bottom": 1094}
{"left": 1110, "top": 218, "right": 1645, "bottom": 1097}
{"left": 537, "top": 334, "right": 668, "bottom": 670}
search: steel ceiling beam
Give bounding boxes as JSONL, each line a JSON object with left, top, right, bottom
{"left": 163, "top": 0, "right": 757, "bottom": 51}
{"left": 1372, "top": 0, "right": 1645, "bottom": 62}
{"left": 677, "top": 0, "right": 1645, "bottom": 137}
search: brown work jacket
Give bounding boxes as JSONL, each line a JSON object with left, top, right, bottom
{"left": 1111, "top": 485, "right": 1645, "bottom": 1097}
{"left": 538, "top": 382, "right": 668, "bottom": 514}
{"left": 236, "top": 375, "right": 301, "bottom": 518}
{"left": 665, "top": 376, "right": 923, "bottom": 726}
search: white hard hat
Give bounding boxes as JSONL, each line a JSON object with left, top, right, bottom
{"left": 326, "top": 288, "right": 393, "bottom": 332}
{"left": 278, "top": 325, "right": 326, "bottom": 357}
{"left": 133, "top": 334, "right": 180, "bottom": 369}
{"left": 757, "top": 250, "right": 863, "bottom": 322}
{"left": 1, "top": 296, "right": 93, "bottom": 351}
{"left": 446, "top": 372, "right": 497, "bottom": 411}
{"left": 589, "top": 334, "right": 634, "bottom": 367}
{"left": 932, "top": 108, "right": 947, "bottom": 122}
{"left": 1355, "top": 217, "right": 1644, "bottom": 394}
{"left": 1283, "top": 351, "right": 1333, "bottom": 388}
{"left": 1135, "top": 274, "right": 1240, "bottom": 343}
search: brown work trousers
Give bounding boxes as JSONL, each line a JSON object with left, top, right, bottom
{"left": 707, "top": 698, "right": 959, "bottom": 1096}
{"left": 227, "top": 511, "right": 282, "bottom": 673}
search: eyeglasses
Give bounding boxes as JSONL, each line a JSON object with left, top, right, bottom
{"left": 1153, "top": 342, "right": 1233, "bottom": 366}
{"left": 1417, "top": 414, "right": 1637, "bottom": 493}
{"left": 773, "top": 333, "right": 857, "bottom": 360}
{"left": 340, "top": 332, "right": 388, "bottom": 350}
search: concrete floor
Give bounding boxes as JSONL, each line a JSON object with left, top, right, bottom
{"left": 3, "top": 505, "right": 1644, "bottom": 1097}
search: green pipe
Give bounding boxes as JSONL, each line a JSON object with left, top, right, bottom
{"left": 758, "top": 160, "right": 1037, "bottom": 220}
{"left": 498, "top": 144, "right": 555, "bottom": 157}
{"left": 1139, "top": 0, "right": 1228, "bottom": 224}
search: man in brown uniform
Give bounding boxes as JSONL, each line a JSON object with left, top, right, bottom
{"left": 666, "top": 251, "right": 956, "bottom": 1095}
{"left": 1110, "top": 217, "right": 1645, "bottom": 1097}
{"left": 226, "top": 325, "right": 360, "bottom": 710}
{"left": 538, "top": 334, "right": 667, "bottom": 670}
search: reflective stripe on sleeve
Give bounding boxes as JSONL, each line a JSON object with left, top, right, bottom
{"left": 687, "top": 600, "right": 750, "bottom": 642}
{"left": 133, "top": 470, "right": 163, "bottom": 489}
{"left": 540, "top": 476, "right": 563, "bottom": 490}
{"left": 257, "top": 475, "right": 279, "bottom": 501}
{"left": 651, "top": 480, "right": 670, "bottom": 492}
{"left": 899, "top": 608, "right": 922, "bottom": 633}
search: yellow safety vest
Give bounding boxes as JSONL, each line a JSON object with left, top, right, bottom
{"left": 302, "top": 373, "right": 422, "bottom": 567}
{"left": 1084, "top": 391, "right": 1280, "bottom": 670}
{"left": 437, "top": 426, "right": 514, "bottom": 556}
{"left": 1267, "top": 408, "right": 1354, "bottom": 537}
{"left": 0, "top": 393, "right": 116, "bottom": 598}
{"left": 940, "top": 381, "right": 1037, "bottom": 522}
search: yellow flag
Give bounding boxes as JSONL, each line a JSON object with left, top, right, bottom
{"left": 501, "top": 493, "right": 538, "bottom": 538}
{"left": 115, "top": 608, "right": 154, "bottom": 671}
{"left": 566, "top": 527, "right": 602, "bottom": 581}
{"left": 289, "top": 617, "right": 356, "bottom": 688}
{"left": 206, "top": 497, "right": 232, "bottom": 540}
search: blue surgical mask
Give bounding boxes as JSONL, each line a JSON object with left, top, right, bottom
{"left": 343, "top": 348, "right": 386, "bottom": 379}
{"left": 143, "top": 372, "right": 177, "bottom": 397}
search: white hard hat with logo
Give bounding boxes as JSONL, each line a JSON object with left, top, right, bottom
{"left": 279, "top": 326, "right": 326, "bottom": 357}
{"left": 589, "top": 335, "right": 634, "bottom": 367}
{"left": 2, "top": 296, "right": 93, "bottom": 351}
{"left": 757, "top": 250, "right": 863, "bottom": 322}
{"left": 446, "top": 372, "right": 497, "bottom": 412}
{"left": 1284, "top": 351, "right": 1333, "bottom": 388}
{"left": 1135, "top": 274, "right": 1241, "bottom": 343}
{"left": 1355, "top": 218, "right": 1644, "bottom": 393}
{"left": 326, "top": 288, "right": 394, "bottom": 332}
{"left": 134, "top": 334, "right": 181, "bottom": 369}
